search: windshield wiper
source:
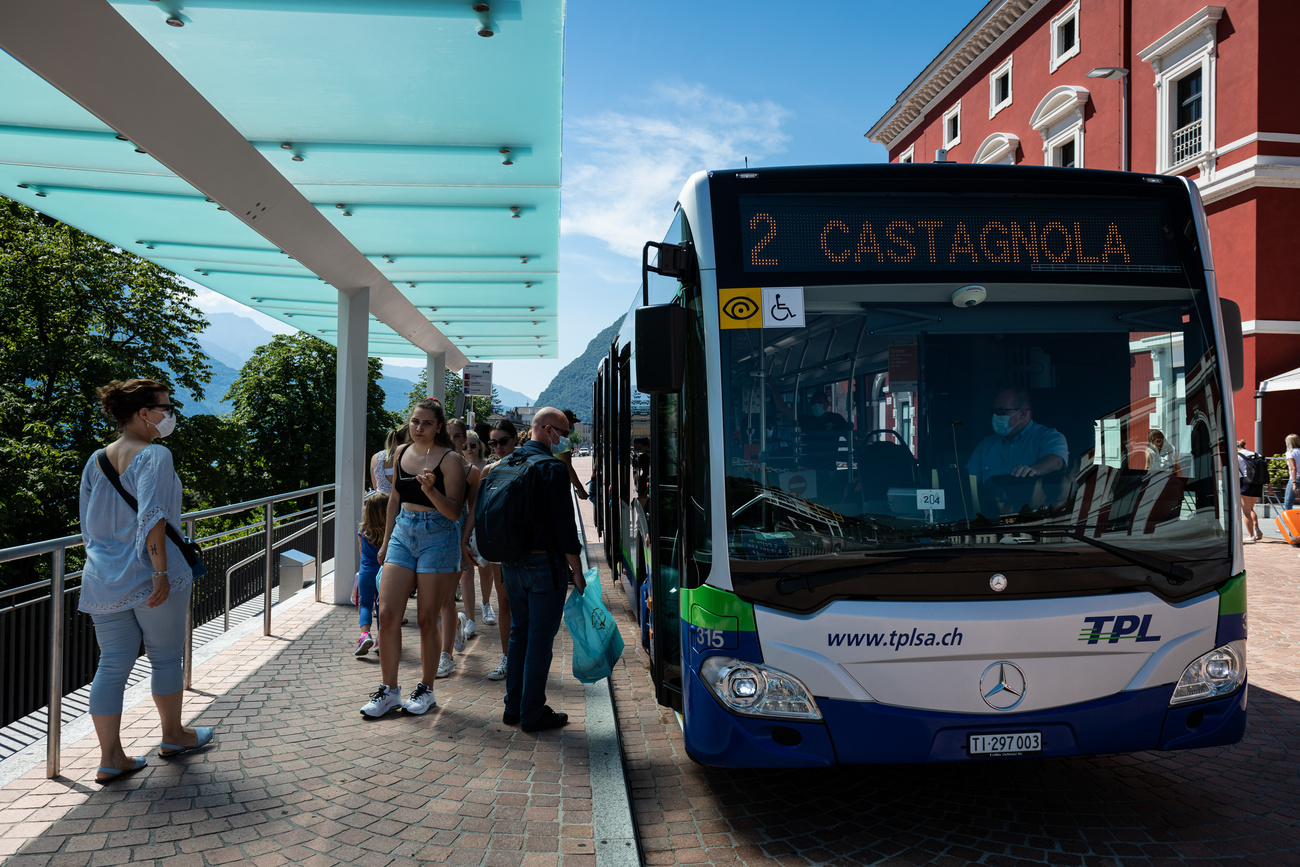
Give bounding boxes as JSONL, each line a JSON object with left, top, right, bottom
{"left": 1012, "top": 526, "right": 1196, "bottom": 585}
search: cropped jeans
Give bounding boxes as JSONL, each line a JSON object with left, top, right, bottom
{"left": 501, "top": 552, "right": 566, "bottom": 725}
{"left": 88, "top": 585, "right": 192, "bottom": 715}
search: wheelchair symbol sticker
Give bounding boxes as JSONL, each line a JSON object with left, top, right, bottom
{"left": 762, "top": 287, "right": 804, "bottom": 328}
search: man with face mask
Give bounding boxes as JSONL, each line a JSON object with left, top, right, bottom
{"left": 496, "top": 406, "right": 586, "bottom": 732}
{"left": 966, "top": 387, "right": 1067, "bottom": 483}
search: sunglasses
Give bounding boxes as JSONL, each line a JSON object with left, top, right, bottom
{"left": 488, "top": 438, "right": 513, "bottom": 448}
{"left": 144, "top": 403, "right": 175, "bottom": 417}
{"left": 462, "top": 443, "right": 480, "bottom": 450}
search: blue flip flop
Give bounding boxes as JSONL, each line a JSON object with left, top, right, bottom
{"left": 95, "top": 757, "right": 146, "bottom": 785}
{"left": 158, "top": 726, "right": 214, "bottom": 758}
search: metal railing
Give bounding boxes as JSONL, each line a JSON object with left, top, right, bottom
{"left": 1172, "top": 118, "right": 1203, "bottom": 165}
{"left": 0, "top": 483, "right": 336, "bottom": 778}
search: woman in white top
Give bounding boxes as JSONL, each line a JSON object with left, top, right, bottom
{"left": 1284, "top": 433, "right": 1300, "bottom": 511}
{"left": 369, "top": 425, "right": 407, "bottom": 494}
{"left": 79, "top": 379, "right": 210, "bottom": 783}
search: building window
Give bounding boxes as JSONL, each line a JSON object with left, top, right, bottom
{"left": 989, "top": 56, "right": 1013, "bottom": 118}
{"left": 1138, "top": 6, "right": 1222, "bottom": 175}
{"left": 943, "top": 101, "right": 962, "bottom": 149}
{"left": 1049, "top": 0, "right": 1081, "bottom": 73}
{"left": 1053, "top": 138, "right": 1077, "bottom": 167}
{"left": 1030, "top": 85, "right": 1089, "bottom": 168}
{"left": 974, "top": 132, "right": 1020, "bottom": 165}
{"left": 1173, "top": 68, "right": 1203, "bottom": 165}
{"left": 898, "top": 144, "right": 914, "bottom": 164}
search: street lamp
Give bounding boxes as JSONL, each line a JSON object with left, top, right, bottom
{"left": 1088, "top": 66, "right": 1130, "bottom": 172}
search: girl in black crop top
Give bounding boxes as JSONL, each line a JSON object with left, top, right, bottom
{"left": 361, "top": 399, "right": 468, "bottom": 719}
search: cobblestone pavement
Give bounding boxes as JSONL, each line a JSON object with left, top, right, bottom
{"left": 601, "top": 526, "right": 1300, "bottom": 867}
{"left": 0, "top": 570, "right": 596, "bottom": 867}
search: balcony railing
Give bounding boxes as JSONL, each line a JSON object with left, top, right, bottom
{"left": 1172, "top": 118, "right": 1203, "bottom": 166}
{"left": 0, "top": 484, "right": 336, "bottom": 778}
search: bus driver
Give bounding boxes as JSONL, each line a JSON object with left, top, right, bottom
{"left": 967, "top": 387, "right": 1068, "bottom": 483}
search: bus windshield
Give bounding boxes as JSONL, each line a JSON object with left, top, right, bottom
{"left": 720, "top": 284, "right": 1233, "bottom": 600}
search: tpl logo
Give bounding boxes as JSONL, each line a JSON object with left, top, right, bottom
{"left": 1079, "top": 614, "right": 1162, "bottom": 644}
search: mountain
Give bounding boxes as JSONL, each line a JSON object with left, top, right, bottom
{"left": 196, "top": 313, "right": 536, "bottom": 416}
{"left": 173, "top": 355, "right": 240, "bottom": 417}
{"left": 534, "top": 317, "right": 622, "bottom": 421}
{"left": 199, "top": 312, "right": 277, "bottom": 369}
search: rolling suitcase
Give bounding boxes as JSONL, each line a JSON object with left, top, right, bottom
{"left": 1265, "top": 489, "right": 1300, "bottom": 546}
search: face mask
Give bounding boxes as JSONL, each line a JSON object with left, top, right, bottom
{"left": 153, "top": 412, "right": 176, "bottom": 439}
{"left": 550, "top": 435, "right": 570, "bottom": 457}
{"left": 991, "top": 414, "right": 1013, "bottom": 437}
{"left": 811, "top": 405, "right": 825, "bottom": 418}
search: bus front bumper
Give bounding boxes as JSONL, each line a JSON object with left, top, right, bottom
{"left": 682, "top": 670, "right": 1247, "bottom": 767}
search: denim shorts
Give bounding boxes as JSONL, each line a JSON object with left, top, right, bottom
{"left": 385, "top": 507, "right": 460, "bottom": 574}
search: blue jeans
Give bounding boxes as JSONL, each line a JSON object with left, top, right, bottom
{"left": 502, "top": 552, "right": 566, "bottom": 724}
{"left": 1286, "top": 479, "right": 1297, "bottom": 511}
{"left": 89, "top": 585, "right": 192, "bottom": 715}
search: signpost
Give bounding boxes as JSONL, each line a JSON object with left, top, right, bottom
{"left": 463, "top": 362, "right": 493, "bottom": 397}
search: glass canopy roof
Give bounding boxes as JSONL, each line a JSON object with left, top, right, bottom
{"left": 0, "top": 0, "right": 564, "bottom": 365}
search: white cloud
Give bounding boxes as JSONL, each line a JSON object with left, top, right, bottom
{"left": 562, "top": 82, "right": 790, "bottom": 259}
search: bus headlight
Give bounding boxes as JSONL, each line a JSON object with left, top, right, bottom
{"left": 1170, "top": 641, "right": 1246, "bottom": 705}
{"left": 699, "top": 657, "right": 822, "bottom": 720}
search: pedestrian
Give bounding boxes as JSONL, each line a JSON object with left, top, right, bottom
{"left": 1238, "top": 440, "right": 1265, "bottom": 543}
{"left": 1284, "top": 433, "right": 1300, "bottom": 511}
{"left": 80, "top": 379, "right": 211, "bottom": 784}
{"left": 362, "top": 399, "right": 466, "bottom": 717}
{"left": 484, "top": 407, "right": 586, "bottom": 731}
{"left": 460, "top": 432, "right": 496, "bottom": 628}
{"left": 370, "top": 425, "right": 407, "bottom": 494}
{"left": 466, "top": 419, "right": 520, "bottom": 681}
{"left": 555, "top": 409, "right": 590, "bottom": 501}
{"left": 437, "top": 418, "right": 474, "bottom": 677}
{"left": 351, "top": 491, "right": 388, "bottom": 657}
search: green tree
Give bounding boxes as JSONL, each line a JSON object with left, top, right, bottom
{"left": 225, "top": 333, "right": 392, "bottom": 496}
{"left": 0, "top": 198, "right": 211, "bottom": 549}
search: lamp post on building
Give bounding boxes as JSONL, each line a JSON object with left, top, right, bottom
{"left": 1087, "top": 67, "right": 1130, "bottom": 172}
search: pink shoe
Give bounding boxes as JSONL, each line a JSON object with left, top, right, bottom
{"left": 354, "top": 632, "right": 374, "bottom": 657}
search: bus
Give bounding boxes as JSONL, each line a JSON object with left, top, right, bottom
{"left": 592, "top": 163, "right": 1248, "bottom": 767}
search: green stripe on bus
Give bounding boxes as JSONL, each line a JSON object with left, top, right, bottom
{"left": 1217, "top": 572, "right": 1246, "bottom": 615}
{"left": 685, "top": 585, "right": 757, "bottom": 631}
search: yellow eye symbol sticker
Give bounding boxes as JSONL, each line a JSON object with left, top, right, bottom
{"left": 720, "top": 287, "right": 762, "bottom": 329}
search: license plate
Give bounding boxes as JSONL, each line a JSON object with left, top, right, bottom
{"left": 968, "top": 731, "right": 1042, "bottom": 757}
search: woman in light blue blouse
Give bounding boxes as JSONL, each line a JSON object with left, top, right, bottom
{"left": 80, "top": 379, "right": 212, "bottom": 784}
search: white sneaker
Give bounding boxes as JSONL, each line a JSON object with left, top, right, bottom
{"left": 481, "top": 602, "right": 496, "bottom": 625}
{"left": 436, "top": 651, "right": 455, "bottom": 678}
{"left": 402, "top": 682, "right": 436, "bottom": 715}
{"left": 360, "top": 685, "right": 401, "bottom": 718}
{"left": 453, "top": 613, "right": 467, "bottom": 652}
{"left": 464, "top": 618, "right": 476, "bottom": 639}
{"left": 487, "top": 654, "right": 507, "bottom": 681}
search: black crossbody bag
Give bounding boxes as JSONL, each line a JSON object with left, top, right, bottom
{"left": 96, "top": 449, "right": 207, "bottom": 578}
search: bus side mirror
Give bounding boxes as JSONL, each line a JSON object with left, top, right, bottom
{"left": 1219, "top": 298, "right": 1244, "bottom": 392}
{"left": 635, "top": 304, "right": 686, "bottom": 394}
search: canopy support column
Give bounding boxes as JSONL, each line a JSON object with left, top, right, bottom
{"left": 1256, "top": 391, "right": 1264, "bottom": 456}
{"left": 333, "top": 287, "right": 370, "bottom": 605}
{"left": 427, "top": 352, "right": 446, "bottom": 407}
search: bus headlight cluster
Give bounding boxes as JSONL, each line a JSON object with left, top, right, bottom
{"left": 699, "top": 657, "right": 822, "bottom": 720}
{"left": 1170, "top": 641, "right": 1246, "bottom": 705}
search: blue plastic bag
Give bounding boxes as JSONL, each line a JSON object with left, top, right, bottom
{"left": 563, "top": 567, "right": 625, "bottom": 683}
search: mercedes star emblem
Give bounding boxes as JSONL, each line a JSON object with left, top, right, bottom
{"left": 979, "top": 661, "right": 1027, "bottom": 710}
{"left": 989, "top": 573, "right": 1008, "bottom": 592}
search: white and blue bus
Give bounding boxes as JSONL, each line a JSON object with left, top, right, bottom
{"left": 593, "top": 163, "right": 1248, "bottom": 767}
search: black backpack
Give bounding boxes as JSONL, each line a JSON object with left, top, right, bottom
{"left": 474, "top": 450, "right": 556, "bottom": 563}
{"left": 1243, "top": 451, "right": 1270, "bottom": 487}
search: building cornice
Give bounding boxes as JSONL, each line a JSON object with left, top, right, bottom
{"left": 1137, "top": 6, "right": 1225, "bottom": 65}
{"left": 866, "top": 0, "right": 1048, "bottom": 148}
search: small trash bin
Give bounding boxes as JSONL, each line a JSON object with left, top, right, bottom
{"left": 279, "top": 549, "right": 316, "bottom": 597}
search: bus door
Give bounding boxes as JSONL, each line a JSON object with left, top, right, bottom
{"left": 647, "top": 390, "right": 683, "bottom": 709}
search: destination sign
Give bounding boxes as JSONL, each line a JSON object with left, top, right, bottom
{"left": 737, "top": 194, "right": 1184, "bottom": 278}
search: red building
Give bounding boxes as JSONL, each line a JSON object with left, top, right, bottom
{"left": 868, "top": 0, "right": 1300, "bottom": 454}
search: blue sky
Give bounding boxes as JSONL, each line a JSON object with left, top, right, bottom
{"left": 198, "top": 0, "right": 987, "bottom": 400}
